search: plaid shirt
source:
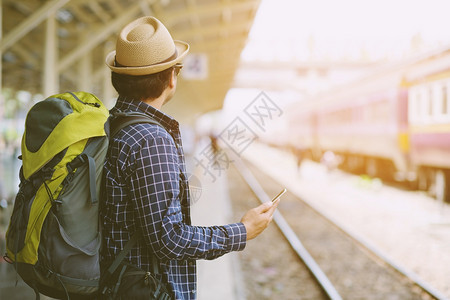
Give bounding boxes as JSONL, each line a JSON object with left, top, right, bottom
{"left": 101, "top": 98, "right": 247, "bottom": 300}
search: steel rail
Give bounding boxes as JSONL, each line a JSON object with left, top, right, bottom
{"left": 232, "top": 157, "right": 343, "bottom": 300}
{"left": 232, "top": 155, "right": 448, "bottom": 300}
{"left": 310, "top": 203, "right": 449, "bottom": 300}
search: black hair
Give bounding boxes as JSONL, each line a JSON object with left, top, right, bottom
{"left": 111, "top": 67, "right": 173, "bottom": 101}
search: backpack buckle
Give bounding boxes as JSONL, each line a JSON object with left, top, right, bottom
{"left": 52, "top": 199, "right": 63, "bottom": 211}
{"left": 67, "top": 155, "right": 86, "bottom": 173}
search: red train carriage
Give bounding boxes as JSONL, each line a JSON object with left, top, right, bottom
{"left": 286, "top": 47, "right": 450, "bottom": 202}
{"left": 288, "top": 66, "right": 411, "bottom": 180}
{"left": 315, "top": 81, "right": 409, "bottom": 182}
{"left": 405, "top": 51, "right": 450, "bottom": 201}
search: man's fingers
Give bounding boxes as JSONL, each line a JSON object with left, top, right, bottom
{"left": 255, "top": 201, "right": 273, "bottom": 213}
{"left": 254, "top": 198, "right": 280, "bottom": 218}
{"left": 265, "top": 199, "right": 279, "bottom": 216}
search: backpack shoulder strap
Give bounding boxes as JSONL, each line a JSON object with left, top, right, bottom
{"left": 109, "top": 110, "right": 164, "bottom": 139}
{"left": 101, "top": 110, "right": 171, "bottom": 292}
{"left": 104, "top": 234, "right": 138, "bottom": 277}
{"left": 109, "top": 110, "right": 178, "bottom": 149}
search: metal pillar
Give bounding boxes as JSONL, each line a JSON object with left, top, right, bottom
{"left": 1, "top": 0, "right": 69, "bottom": 53}
{"left": 0, "top": 0, "right": 3, "bottom": 120}
{"left": 102, "top": 42, "right": 115, "bottom": 108}
{"left": 78, "top": 40, "right": 92, "bottom": 92}
{"left": 43, "top": 13, "right": 59, "bottom": 96}
{"left": 58, "top": 3, "right": 141, "bottom": 72}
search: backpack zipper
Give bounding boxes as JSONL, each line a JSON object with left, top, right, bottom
{"left": 68, "top": 92, "right": 101, "bottom": 107}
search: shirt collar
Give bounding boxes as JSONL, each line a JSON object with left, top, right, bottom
{"left": 114, "top": 97, "right": 179, "bottom": 132}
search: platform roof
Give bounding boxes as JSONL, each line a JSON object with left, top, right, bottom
{"left": 1, "top": 0, "right": 260, "bottom": 122}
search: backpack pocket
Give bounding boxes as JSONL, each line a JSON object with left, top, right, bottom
{"left": 6, "top": 191, "right": 34, "bottom": 255}
{"left": 40, "top": 211, "right": 101, "bottom": 280}
{"left": 36, "top": 211, "right": 100, "bottom": 296}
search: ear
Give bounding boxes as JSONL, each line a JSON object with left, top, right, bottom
{"left": 168, "top": 69, "right": 177, "bottom": 88}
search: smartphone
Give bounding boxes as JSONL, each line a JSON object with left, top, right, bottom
{"left": 272, "top": 188, "right": 287, "bottom": 202}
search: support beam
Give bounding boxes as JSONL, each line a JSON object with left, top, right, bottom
{"left": 221, "top": 0, "right": 233, "bottom": 23}
{"left": 191, "top": 35, "right": 247, "bottom": 52}
{"left": 88, "top": 1, "right": 111, "bottom": 23}
{"left": 164, "top": 0, "right": 259, "bottom": 26}
{"left": 173, "top": 20, "right": 253, "bottom": 41}
{"left": 93, "top": 63, "right": 106, "bottom": 83}
{"left": 102, "top": 42, "right": 115, "bottom": 108}
{"left": 10, "top": 42, "right": 40, "bottom": 68}
{"left": 1, "top": 0, "right": 70, "bottom": 52}
{"left": 186, "top": 0, "right": 201, "bottom": 28}
{"left": 102, "top": 68, "right": 115, "bottom": 108}
{"left": 58, "top": 3, "right": 141, "bottom": 72}
{"left": 105, "top": 0, "right": 123, "bottom": 16}
{"left": 0, "top": 0, "right": 4, "bottom": 121}
{"left": 69, "top": 5, "right": 94, "bottom": 24}
{"left": 78, "top": 47, "right": 92, "bottom": 92}
{"left": 0, "top": 0, "right": 2, "bottom": 91}
{"left": 43, "top": 13, "right": 59, "bottom": 96}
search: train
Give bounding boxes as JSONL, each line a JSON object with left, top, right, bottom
{"left": 284, "top": 46, "right": 450, "bottom": 203}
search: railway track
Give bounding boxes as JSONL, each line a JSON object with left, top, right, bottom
{"left": 229, "top": 156, "right": 447, "bottom": 300}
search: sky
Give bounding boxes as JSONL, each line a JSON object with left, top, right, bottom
{"left": 225, "top": 0, "right": 450, "bottom": 115}
{"left": 242, "top": 0, "right": 450, "bottom": 62}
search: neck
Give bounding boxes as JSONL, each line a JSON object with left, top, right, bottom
{"left": 141, "top": 72, "right": 176, "bottom": 109}
{"left": 142, "top": 96, "right": 164, "bottom": 110}
{"left": 142, "top": 88, "right": 169, "bottom": 110}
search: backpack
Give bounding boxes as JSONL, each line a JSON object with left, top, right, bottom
{"left": 3, "top": 92, "right": 165, "bottom": 299}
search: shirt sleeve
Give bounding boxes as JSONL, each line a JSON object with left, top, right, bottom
{"left": 127, "top": 134, "right": 246, "bottom": 261}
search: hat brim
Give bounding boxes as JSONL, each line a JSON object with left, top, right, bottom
{"left": 106, "top": 40, "right": 189, "bottom": 76}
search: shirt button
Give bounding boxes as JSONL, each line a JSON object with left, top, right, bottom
{"left": 191, "top": 290, "right": 196, "bottom": 294}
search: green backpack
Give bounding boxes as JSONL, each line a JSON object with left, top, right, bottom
{"left": 4, "top": 91, "right": 169, "bottom": 299}
{"left": 4, "top": 92, "right": 109, "bottom": 299}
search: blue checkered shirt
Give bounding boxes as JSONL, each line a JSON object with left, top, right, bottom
{"left": 101, "top": 98, "right": 247, "bottom": 300}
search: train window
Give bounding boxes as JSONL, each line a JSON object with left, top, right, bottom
{"left": 415, "top": 86, "right": 431, "bottom": 123}
{"left": 427, "top": 87, "right": 434, "bottom": 117}
{"left": 420, "top": 86, "right": 433, "bottom": 122}
{"left": 443, "top": 84, "right": 449, "bottom": 115}
{"left": 435, "top": 83, "right": 446, "bottom": 117}
{"left": 410, "top": 82, "right": 450, "bottom": 124}
{"left": 432, "top": 81, "right": 450, "bottom": 122}
{"left": 430, "top": 84, "right": 439, "bottom": 118}
{"left": 418, "top": 87, "right": 428, "bottom": 122}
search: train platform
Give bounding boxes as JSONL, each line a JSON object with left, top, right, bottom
{"left": 0, "top": 144, "right": 245, "bottom": 300}
{"left": 184, "top": 137, "right": 246, "bottom": 300}
{"left": 188, "top": 152, "right": 245, "bottom": 300}
{"left": 239, "top": 142, "right": 450, "bottom": 299}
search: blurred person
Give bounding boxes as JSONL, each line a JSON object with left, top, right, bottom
{"left": 321, "top": 150, "right": 340, "bottom": 173}
{"left": 101, "top": 16, "right": 280, "bottom": 300}
{"left": 292, "top": 147, "right": 303, "bottom": 173}
{"left": 209, "top": 132, "right": 219, "bottom": 157}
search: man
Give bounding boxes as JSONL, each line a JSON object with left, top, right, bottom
{"left": 101, "top": 16, "right": 280, "bottom": 300}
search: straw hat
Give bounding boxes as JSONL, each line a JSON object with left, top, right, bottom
{"left": 106, "top": 16, "right": 189, "bottom": 76}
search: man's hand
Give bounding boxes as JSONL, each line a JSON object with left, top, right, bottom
{"left": 240, "top": 199, "right": 280, "bottom": 240}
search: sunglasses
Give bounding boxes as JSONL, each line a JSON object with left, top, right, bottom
{"left": 174, "top": 63, "right": 183, "bottom": 76}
